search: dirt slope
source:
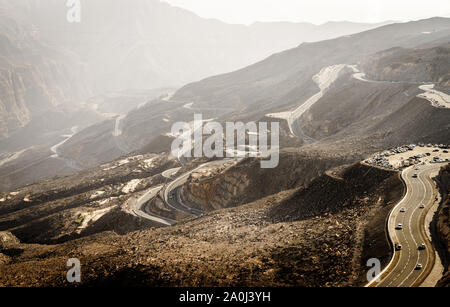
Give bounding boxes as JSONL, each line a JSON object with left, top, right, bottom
{"left": 0, "top": 162, "right": 403, "bottom": 287}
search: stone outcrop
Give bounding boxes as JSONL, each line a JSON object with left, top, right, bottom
{"left": 436, "top": 164, "right": 450, "bottom": 287}
{"left": 182, "top": 170, "right": 250, "bottom": 212}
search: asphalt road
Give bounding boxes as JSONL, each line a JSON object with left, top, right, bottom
{"left": 375, "top": 164, "right": 441, "bottom": 287}
{"left": 129, "top": 185, "right": 176, "bottom": 226}
{"left": 128, "top": 160, "right": 236, "bottom": 225}
{"left": 162, "top": 160, "right": 236, "bottom": 216}
{"left": 162, "top": 167, "right": 181, "bottom": 179}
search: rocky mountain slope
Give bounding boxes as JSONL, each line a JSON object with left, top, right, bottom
{"left": 298, "top": 62, "right": 450, "bottom": 149}
{"left": 0, "top": 153, "right": 403, "bottom": 287}
{"left": 0, "top": 153, "right": 180, "bottom": 244}
{"left": 361, "top": 43, "right": 450, "bottom": 88}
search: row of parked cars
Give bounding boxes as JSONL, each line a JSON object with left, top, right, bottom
{"left": 418, "top": 143, "right": 450, "bottom": 149}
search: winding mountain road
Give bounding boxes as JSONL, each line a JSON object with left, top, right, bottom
{"left": 161, "top": 160, "right": 236, "bottom": 216}
{"left": 369, "top": 164, "right": 443, "bottom": 287}
{"left": 128, "top": 185, "right": 176, "bottom": 226}
{"left": 128, "top": 160, "right": 235, "bottom": 225}
{"left": 266, "top": 64, "right": 347, "bottom": 140}
{"left": 50, "top": 126, "right": 82, "bottom": 171}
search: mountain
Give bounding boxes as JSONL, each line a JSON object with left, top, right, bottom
{"left": 1, "top": 14, "right": 450, "bottom": 288}
{"left": 173, "top": 18, "right": 450, "bottom": 115}
{"left": 5, "top": 0, "right": 393, "bottom": 94}
{"left": 0, "top": 0, "right": 399, "bottom": 191}
{"left": 55, "top": 18, "right": 450, "bottom": 172}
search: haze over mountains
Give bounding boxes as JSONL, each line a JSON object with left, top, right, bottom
{"left": 4, "top": 0, "right": 393, "bottom": 94}
{"left": 0, "top": 0, "right": 397, "bottom": 190}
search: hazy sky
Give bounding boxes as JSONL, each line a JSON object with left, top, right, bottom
{"left": 164, "top": 0, "right": 450, "bottom": 25}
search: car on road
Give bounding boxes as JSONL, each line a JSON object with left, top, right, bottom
{"left": 395, "top": 244, "right": 403, "bottom": 251}
{"left": 400, "top": 207, "right": 406, "bottom": 213}
{"left": 396, "top": 224, "right": 403, "bottom": 230}
{"left": 415, "top": 264, "right": 423, "bottom": 270}
{"left": 412, "top": 174, "right": 418, "bottom": 178}
{"left": 418, "top": 243, "right": 426, "bottom": 250}
{"left": 419, "top": 204, "right": 425, "bottom": 209}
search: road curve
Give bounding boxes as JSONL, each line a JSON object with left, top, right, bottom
{"left": 128, "top": 185, "right": 176, "bottom": 226}
{"left": 162, "top": 167, "right": 181, "bottom": 179}
{"left": 266, "top": 64, "right": 346, "bottom": 140}
{"left": 162, "top": 159, "right": 239, "bottom": 216}
{"left": 371, "top": 164, "right": 442, "bottom": 287}
{"left": 127, "top": 161, "right": 235, "bottom": 226}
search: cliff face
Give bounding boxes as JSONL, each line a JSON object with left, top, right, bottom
{"left": 437, "top": 164, "right": 450, "bottom": 287}
{"left": 180, "top": 150, "right": 359, "bottom": 213}
{"left": 0, "top": 8, "right": 91, "bottom": 141}
{"left": 0, "top": 68, "right": 30, "bottom": 139}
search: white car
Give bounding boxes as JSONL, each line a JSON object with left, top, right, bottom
{"left": 396, "top": 224, "right": 403, "bottom": 230}
{"left": 415, "top": 264, "right": 423, "bottom": 270}
{"left": 419, "top": 204, "right": 425, "bottom": 209}
{"left": 418, "top": 243, "right": 426, "bottom": 250}
{"left": 400, "top": 208, "right": 406, "bottom": 213}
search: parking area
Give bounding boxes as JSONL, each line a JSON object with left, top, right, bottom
{"left": 364, "top": 143, "right": 450, "bottom": 170}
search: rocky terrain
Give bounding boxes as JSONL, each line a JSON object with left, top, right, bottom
{"left": 0, "top": 8, "right": 449, "bottom": 288}
{"left": 298, "top": 63, "right": 450, "bottom": 148}
{"left": 0, "top": 153, "right": 180, "bottom": 244}
{"left": 436, "top": 164, "right": 450, "bottom": 287}
{"left": 180, "top": 150, "right": 356, "bottom": 212}
{"left": 0, "top": 159, "right": 403, "bottom": 287}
